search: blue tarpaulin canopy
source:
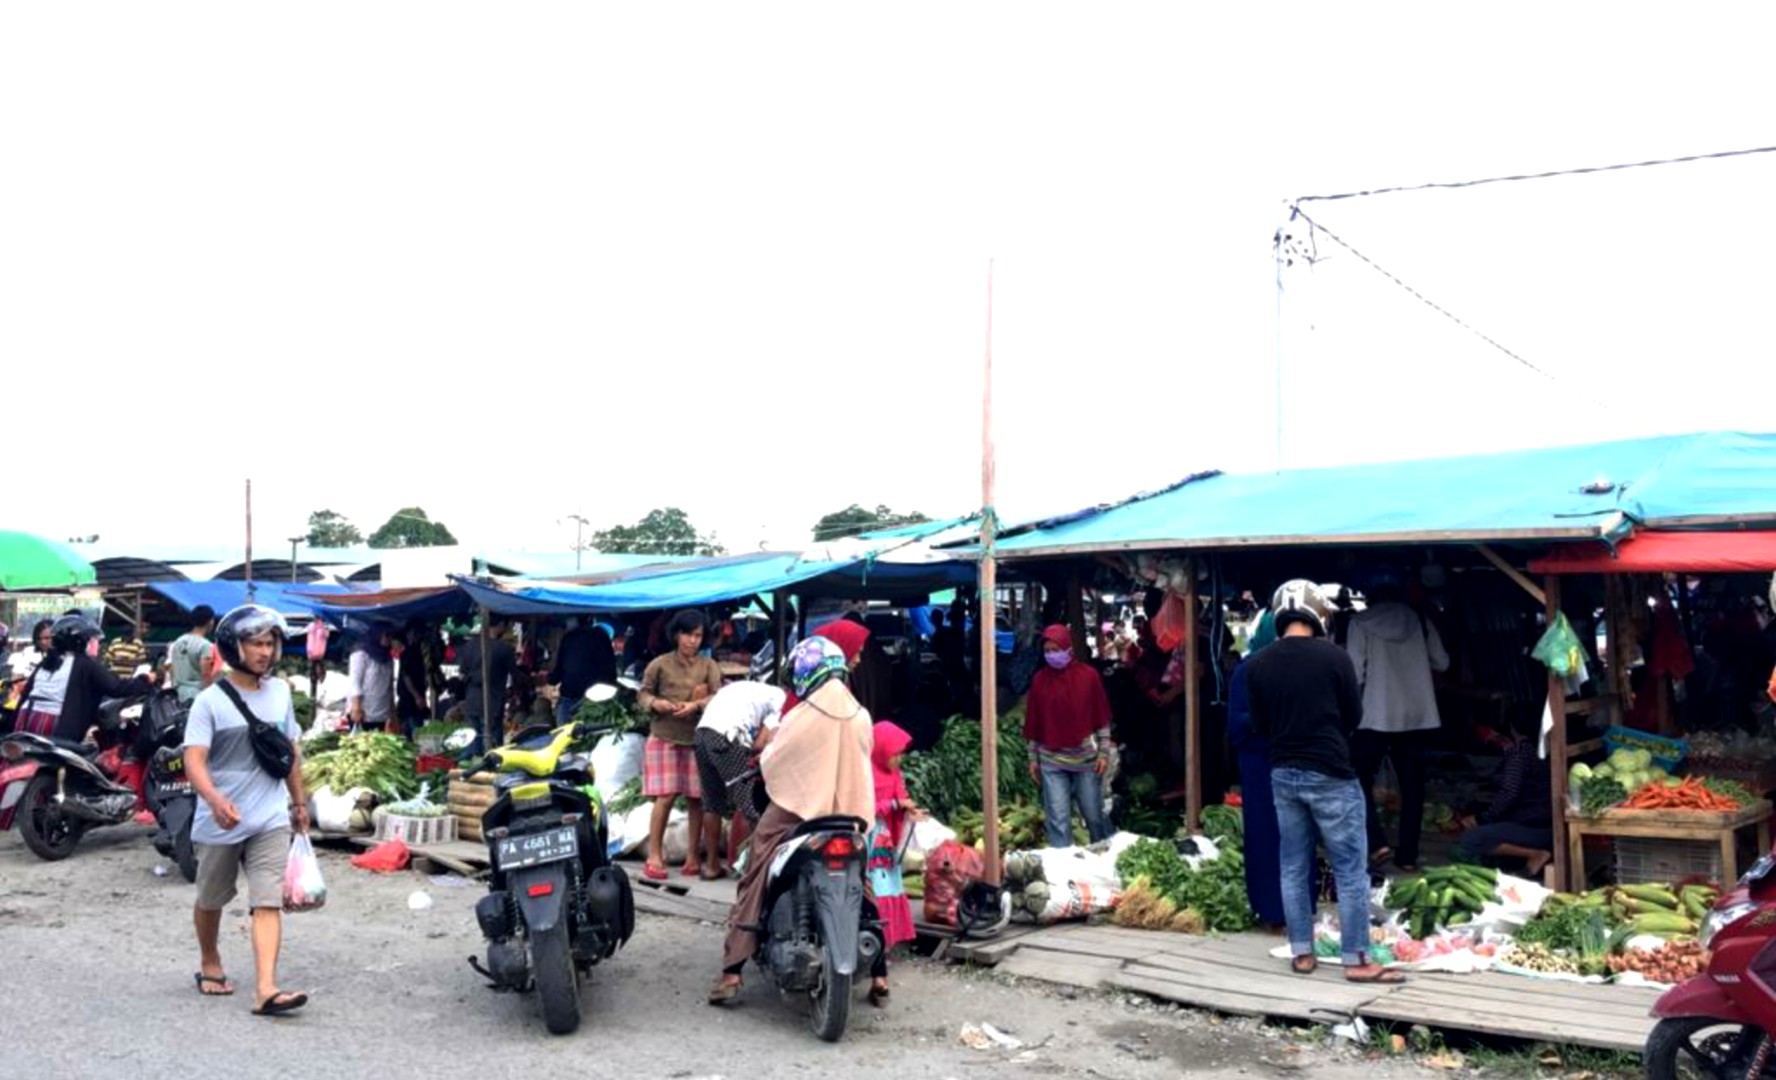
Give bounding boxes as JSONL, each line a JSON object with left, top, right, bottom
{"left": 987, "top": 431, "right": 1776, "bottom": 559}
{"left": 455, "top": 546, "right": 979, "bottom": 617}
{"left": 148, "top": 581, "right": 361, "bottom": 617}
{"left": 296, "top": 586, "right": 478, "bottom": 627}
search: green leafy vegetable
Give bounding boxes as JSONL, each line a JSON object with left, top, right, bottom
{"left": 903, "top": 707, "right": 1039, "bottom": 823}
{"left": 1115, "top": 838, "right": 1254, "bottom": 933}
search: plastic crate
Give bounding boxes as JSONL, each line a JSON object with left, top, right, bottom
{"left": 1612, "top": 835, "right": 1721, "bottom": 886}
{"left": 1603, "top": 726, "right": 1687, "bottom": 772}
{"left": 376, "top": 813, "right": 458, "bottom": 846}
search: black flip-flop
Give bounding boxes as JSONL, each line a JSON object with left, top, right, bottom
{"left": 253, "top": 991, "right": 309, "bottom": 1016}
{"left": 868, "top": 984, "right": 890, "bottom": 1007}
{"left": 1290, "top": 955, "right": 1318, "bottom": 976}
{"left": 194, "top": 973, "right": 235, "bottom": 997}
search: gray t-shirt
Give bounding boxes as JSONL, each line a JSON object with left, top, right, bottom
{"left": 184, "top": 678, "right": 299, "bottom": 845}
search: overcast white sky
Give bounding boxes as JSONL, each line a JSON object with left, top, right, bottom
{"left": 5, "top": 4, "right": 1774, "bottom": 559}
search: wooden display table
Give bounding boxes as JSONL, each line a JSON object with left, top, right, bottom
{"left": 1567, "top": 801, "right": 1772, "bottom": 886}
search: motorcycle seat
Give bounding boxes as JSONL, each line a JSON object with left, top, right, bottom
{"left": 789, "top": 815, "right": 870, "bottom": 838}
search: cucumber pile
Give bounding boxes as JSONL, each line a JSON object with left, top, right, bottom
{"left": 1385, "top": 864, "right": 1499, "bottom": 939}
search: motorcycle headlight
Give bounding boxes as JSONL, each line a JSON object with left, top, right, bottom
{"left": 1702, "top": 901, "right": 1760, "bottom": 947}
{"left": 0, "top": 740, "right": 21, "bottom": 762}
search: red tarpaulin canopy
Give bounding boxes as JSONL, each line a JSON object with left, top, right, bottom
{"left": 1529, "top": 531, "right": 1776, "bottom": 575}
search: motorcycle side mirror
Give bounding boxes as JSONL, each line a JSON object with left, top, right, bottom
{"left": 584, "top": 683, "right": 619, "bottom": 704}
{"left": 444, "top": 728, "right": 478, "bottom": 751}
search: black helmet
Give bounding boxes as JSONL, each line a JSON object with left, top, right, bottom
{"left": 215, "top": 605, "right": 290, "bottom": 671}
{"left": 50, "top": 613, "right": 101, "bottom": 654}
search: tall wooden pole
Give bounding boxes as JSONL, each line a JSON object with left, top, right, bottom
{"left": 1184, "top": 565, "right": 1202, "bottom": 832}
{"left": 480, "top": 605, "right": 496, "bottom": 752}
{"left": 1546, "top": 575, "right": 1571, "bottom": 891}
{"left": 979, "top": 259, "right": 1001, "bottom": 886}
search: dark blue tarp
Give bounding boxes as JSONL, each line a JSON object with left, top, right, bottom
{"left": 297, "top": 587, "right": 477, "bottom": 628}
{"left": 988, "top": 431, "right": 1776, "bottom": 557}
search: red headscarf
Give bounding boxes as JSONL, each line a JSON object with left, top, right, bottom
{"left": 1025, "top": 624, "right": 1112, "bottom": 750}
{"left": 870, "top": 720, "right": 914, "bottom": 845}
{"left": 817, "top": 619, "right": 871, "bottom": 664}
{"left": 781, "top": 620, "right": 874, "bottom": 716}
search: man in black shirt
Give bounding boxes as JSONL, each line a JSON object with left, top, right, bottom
{"left": 548, "top": 617, "right": 616, "bottom": 726}
{"left": 458, "top": 617, "right": 517, "bottom": 754}
{"left": 1247, "top": 580, "right": 1402, "bottom": 984}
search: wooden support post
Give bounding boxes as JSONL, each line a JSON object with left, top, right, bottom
{"left": 1546, "top": 575, "right": 1572, "bottom": 891}
{"left": 479, "top": 606, "right": 495, "bottom": 751}
{"left": 1474, "top": 544, "right": 1547, "bottom": 607}
{"left": 772, "top": 590, "right": 789, "bottom": 677}
{"left": 979, "top": 258, "right": 1001, "bottom": 887}
{"left": 1184, "top": 565, "right": 1202, "bottom": 833}
{"left": 1066, "top": 567, "right": 1087, "bottom": 660}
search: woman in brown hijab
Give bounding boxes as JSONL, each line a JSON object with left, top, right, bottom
{"left": 709, "top": 636, "right": 874, "bottom": 1003}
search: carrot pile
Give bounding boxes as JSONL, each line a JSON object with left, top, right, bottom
{"left": 1623, "top": 777, "right": 1741, "bottom": 811}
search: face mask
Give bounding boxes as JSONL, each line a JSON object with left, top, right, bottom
{"left": 1044, "top": 649, "right": 1073, "bottom": 670}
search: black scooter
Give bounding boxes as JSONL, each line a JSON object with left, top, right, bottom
{"left": 749, "top": 813, "right": 882, "bottom": 1042}
{"left": 139, "top": 693, "right": 196, "bottom": 882}
{"left": 462, "top": 691, "right": 634, "bottom": 1036}
{"left": 0, "top": 697, "right": 145, "bottom": 861}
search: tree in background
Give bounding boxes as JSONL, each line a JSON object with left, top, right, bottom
{"left": 811, "top": 504, "right": 929, "bottom": 542}
{"left": 305, "top": 509, "right": 364, "bottom": 548}
{"left": 367, "top": 507, "right": 459, "bottom": 549}
{"left": 592, "top": 507, "right": 724, "bottom": 556}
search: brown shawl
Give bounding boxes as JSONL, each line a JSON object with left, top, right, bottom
{"left": 760, "top": 678, "right": 874, "bottom": 822}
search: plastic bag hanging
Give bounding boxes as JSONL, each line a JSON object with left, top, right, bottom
{"left": 283, "top": 834, "right": 328, "bottom": 912}
{"left": 1531, "top": 612, "right": 1585, "bottom": 678}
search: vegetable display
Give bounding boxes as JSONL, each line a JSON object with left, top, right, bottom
{"left": 1608, "top": 940, "right": 1709, "bottom": 984}
{"left": 1500, "top": 942, "right": 1580, "bottom": 975}
{"left": 902, "top": 709, "right": 1039, "bottom": 823}
{"left": 1385, "top": 864, "right": 1499, "bottom": 940}
{"left": 1622, "top": 777, "right": 1742, "bottom": 812}
{"left": 1115, "top": 838, "right": 1255, "bottom": 933}
{"left": 301, "top": 733, "right": 420, "bottom": 800}
{"left": 1579, "top": 777, "right": 1628, "bottom": 816}
{"left": 1199, "top": 805, "right": 1243, "bottom": 848}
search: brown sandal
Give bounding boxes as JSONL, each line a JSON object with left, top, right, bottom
{"left": 707, "top": 977, "right": 742, "bottom": 1005}
{"left": 1344, "top": 965, "right": 1406, "bottom": 984}
{"left": 1290, "top": 955, "right": 1318, "bottom": 975}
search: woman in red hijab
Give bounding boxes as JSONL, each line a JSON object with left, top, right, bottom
{"left": 867, "top": 720, "right": 921, "bottom": 1004}
{"left": 1025, "top": 625, "right": 1114, "bottom": 848}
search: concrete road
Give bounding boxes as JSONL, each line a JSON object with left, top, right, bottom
{"left": 0, "top": 825, "right": 1418, "bottom": 1079}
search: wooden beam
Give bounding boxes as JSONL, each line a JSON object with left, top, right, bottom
{"left": 1474, "top": 545, "right": 1547, "bottom": 607}
{"left": 1546, "top": 575, "right": 1572, "bottom": 891}
{"left": 1183, "top": 565, "right": 1202, "bottom": 832}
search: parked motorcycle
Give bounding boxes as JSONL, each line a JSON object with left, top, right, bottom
{"left": 1647, "top": 849, "right": 1776, "bottom": 1079}
{"left": 0, "top": 695, "right": 148, "bottom": 861}
{"left": 139, "top": 692, "right": 197, "bottom": 882}
{"left": 463, "top": 684, "right": 634, "bottom": 1035}
{"left": 747, "top": 812, "right": 881, "bottom": 1042}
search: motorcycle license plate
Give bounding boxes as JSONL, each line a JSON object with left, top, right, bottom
{"left": 494, "top": 825, "right": 578, "bottom": 871}
{"left": 158, "top": 780, "right": 192, "bottom": 797}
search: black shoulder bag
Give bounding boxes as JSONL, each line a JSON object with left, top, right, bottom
{"left": 217, "top": 681, "right": 294, "bottom": 780}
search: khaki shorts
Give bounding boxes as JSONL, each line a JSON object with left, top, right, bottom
{"left": 195, "top": 828, "right": 290, "bottom": 911}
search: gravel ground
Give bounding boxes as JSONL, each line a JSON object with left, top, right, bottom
{"left": 0, "top": 825, "right": 1432, "bottom": 1079}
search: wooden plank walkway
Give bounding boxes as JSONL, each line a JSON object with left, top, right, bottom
{"left": 971, "top": 923, "right": 1658, "bottom": 1052}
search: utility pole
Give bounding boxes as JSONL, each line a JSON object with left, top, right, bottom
{"left": 563, "top": 514, "right": 591, "bottom": 572}
{"left": 288, "top": 536, "right": 305, "bottom": 583}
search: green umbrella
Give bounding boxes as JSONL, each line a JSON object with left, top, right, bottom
{"left": 0, "top": 531, "right": 97, "bottom": 591}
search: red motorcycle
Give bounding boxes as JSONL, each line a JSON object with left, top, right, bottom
{"left": 0, "top": 695, "right": 150, "bottom": 860}
{"left": 1648, "top": 852, "right": 1776, "bottom": 1080}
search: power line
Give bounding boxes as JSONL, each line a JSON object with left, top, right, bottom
{"left": 1286, "top": 205, "right": 1579, "bottom": 393}
{"left": 1296, "top": 143, "right": 1776, "bottom": 205}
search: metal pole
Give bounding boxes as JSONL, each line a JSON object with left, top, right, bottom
{"left": 290, "top": 538, "right": 300, "bottom": 583}
{"left": 244, "top": 479, "right": 254, "bottom": 590}
{"left": 979, "top": 259, "right": 1001, "bottom": 886}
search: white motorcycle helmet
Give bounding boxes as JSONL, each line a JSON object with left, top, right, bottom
{"left": 1271, "top": 579, "right": 1336, "bottom": 638}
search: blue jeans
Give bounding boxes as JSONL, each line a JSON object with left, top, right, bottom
{"left": 1039, "top": 765, "right": 1112, "bottom": 849}
{"left": 1271, "top": 767, "right": 1372, "bottom": 965}
{"left": 556, "top": 697, "right": 578, "bottom": 728}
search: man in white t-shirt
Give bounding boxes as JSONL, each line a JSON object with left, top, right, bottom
{"left": 692, "top": 681, "right": 787, "bottom": 877}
